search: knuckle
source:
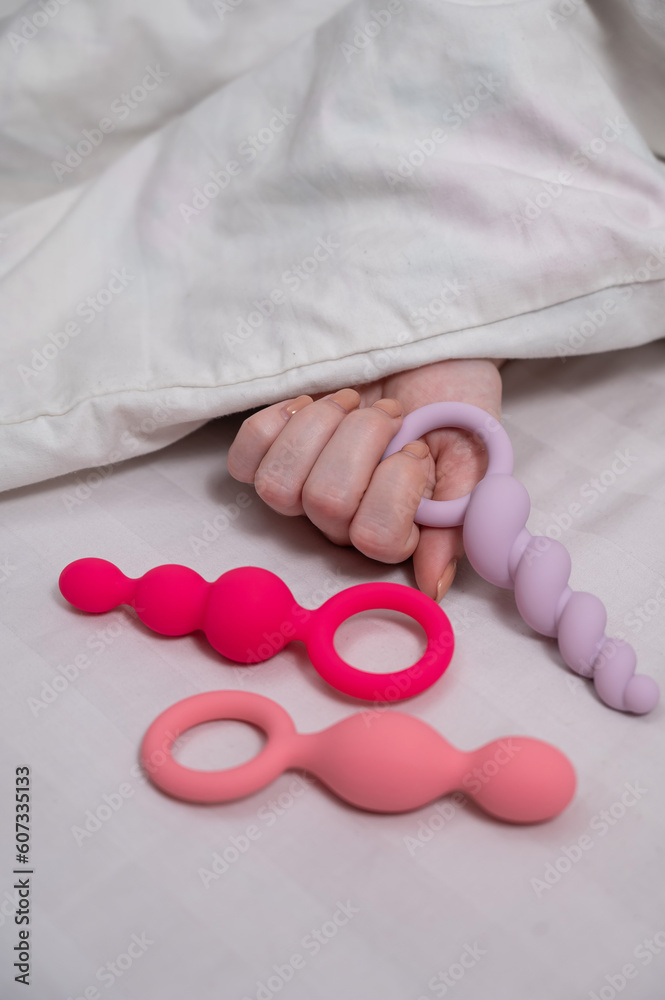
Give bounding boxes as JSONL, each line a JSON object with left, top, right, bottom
{"left": 348, "top": 517, "right": 400, "bottom": 562}
{"left": 246, "top": 413, "right": 278, "bottom": 448}
{"left": 302, "top": 480, "right": 354, "bottom": 520}
{"left": 319, "top": 530, "right": 352, "bottom": 549}
{"left": 254, "top": 469, "right": 299, "bottom": 512}
{"left": 346, "top": 406, "right": 387, "bottom": 432}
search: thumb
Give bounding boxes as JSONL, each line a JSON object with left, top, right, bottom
{"left": 411, "top": 429, "right": 489, "bottom": 601}
{"left": 412, "top": 524, "right": 463, "bottom": 602}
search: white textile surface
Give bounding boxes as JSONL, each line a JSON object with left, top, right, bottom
{"left": 0, "top": 344, "right": 664, "bottom": 999}
{"left": 2, "top": 0, "right": 665, "bottom": 491}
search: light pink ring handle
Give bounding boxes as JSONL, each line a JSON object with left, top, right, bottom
{"left": 381, "top": 402, "right": 514, "bottom": 526}
{"left": 142, "top": 691, "right": 297, "bottom": 803}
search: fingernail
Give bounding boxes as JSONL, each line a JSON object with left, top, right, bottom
{"left": 326, "top": 388, "right": 361, "bottom": 413}
{"left": 281, "top": 395, "right": 313, "bottom": 419}
{"left": 435, "top": 559, "right": 458, "bottom": 602}
{"left": 401, "top": 439, "right": 429, "bottom": 459}
{"left": 372, "top": 398, "right": 403, "bottom": 417}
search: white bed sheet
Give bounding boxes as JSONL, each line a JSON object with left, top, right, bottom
{"left": 1, "top": 343, "right": 664, "bottom": 999}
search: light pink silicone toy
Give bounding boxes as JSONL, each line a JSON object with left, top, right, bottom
{"left": 59, "top": 560, "right": 453, "bottom": 702}
{"left": 382, "top": 402, "right": 659, "bottom": 714}
{"left": 141, "top": 690, "right": 576, "bottom": 823}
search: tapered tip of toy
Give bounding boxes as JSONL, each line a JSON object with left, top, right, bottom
{"left": 624, "top": 675, "right": 660, "bottom": 715}
{"left": 59, "top": 557, "right": 132, "bottom": 612}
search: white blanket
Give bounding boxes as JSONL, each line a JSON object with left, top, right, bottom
{"left": 1, "top": 0, "right": 665, "bottom": 490}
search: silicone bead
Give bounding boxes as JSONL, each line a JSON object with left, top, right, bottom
{"left": 513, "top": 537, "right": 572, "bottom": 638}
{"left": 141, "top": 690, "right": 576, "bottom": 824}
{"left": 463, "top": 475, "right": 531, "bottom": 589}
{"left": 381, "top": 403, "right": 660, "bottom": 714}
{"left": 557, "top": 593, "right": 606, "bottom": 678}
{"left": 59, "top": 559, "right": 454, "bottom": 703}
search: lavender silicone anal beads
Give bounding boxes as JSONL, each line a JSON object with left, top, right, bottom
{"left": 141, "top": 690, "right": 576, "bottom": 823}
{"left": 382, "top": 402, "right": 659, "bottom": 715}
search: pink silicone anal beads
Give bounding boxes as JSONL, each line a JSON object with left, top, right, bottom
{"left": 382, "top": 402, "right": 660, "bottom": 715}
{"left": 59, "top": 559, "right": 454, "bottom": 702}
{"left": 141, "top": 690, "right": 576, "bottom": 823}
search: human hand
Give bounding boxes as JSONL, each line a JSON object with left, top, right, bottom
{"left": 227, "top": 358, "right": 504, "bottom": 601}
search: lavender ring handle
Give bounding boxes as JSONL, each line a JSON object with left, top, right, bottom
{"left": 381, "top": 403, "right": 659, "bottom": 715}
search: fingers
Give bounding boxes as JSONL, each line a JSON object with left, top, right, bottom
{"left": 233, "top": 389, "right": 411, "bottom": 521}
{"left": 412, "top": 525, "right": 463, "bottom": 601}
{"left": 251, "top": 389, "right": 364, "bottom": 515}
{"left": 345, "top": 438, "right": 433, "bottom": 560}
{"left": 227, "top": 394, "right": 315, "bottom": 483}
{"left": 228, "top": 370, "right": 501, "bottom": 603}
{"left": 229, "top": 390, "right": 426, "bottom": 549}
{"left": 412, "top": 430, "right": 489, "bottom": 600}
{"left": 301, "top": 399, "right": 407, "bottom": 541}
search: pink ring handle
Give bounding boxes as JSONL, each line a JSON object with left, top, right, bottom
{"left": 381, "top": 401, "right": 514, "bottom": 526}
{"left": 309, "top": 582, "right": 454, "bottom": 701}
{"left": 59, "top": 560, "right": 454, "bottom": 703}
{"left": 141, "top": 691, "right": 297, "bottom": 804}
